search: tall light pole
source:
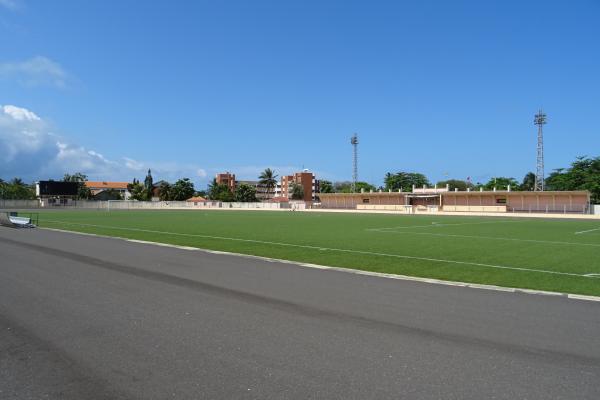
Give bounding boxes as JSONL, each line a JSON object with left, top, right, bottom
{"left": 534, "top": 110, "right": 547, "bottom": 191}
{"left": 351, "top": 134, "right": 358, "bottom": 193}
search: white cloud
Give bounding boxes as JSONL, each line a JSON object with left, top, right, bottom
{"left": 0, "top": 56, "right": 69, "bottom": 88}
{"left": 0, "top": 105, "right": 52, "bottom": 167}
{"left": 0, "top": 104, "right": 209, "bottom": 185}
{"left": 124, "top": 157, "right": 145, "bottom": 171}
{"left": 0, "top": 108, "right": 329, "bottom": 188}
{"left": 2, "top": 104, "right": 40, "bottom": 121}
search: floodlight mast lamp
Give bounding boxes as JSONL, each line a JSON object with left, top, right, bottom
{"left": 534, "top": 109, "right": 547, "bottom": 192}
{"left": 351, "top": 134, "right": 358, "bottom": 193}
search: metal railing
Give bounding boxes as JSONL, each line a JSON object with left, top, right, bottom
{"left": 508, "top": 204, "right": 589, "bottom": 214}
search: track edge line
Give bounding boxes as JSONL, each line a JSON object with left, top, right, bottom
{"left": 40, "top": 227, "right": 600, "bottom": 303}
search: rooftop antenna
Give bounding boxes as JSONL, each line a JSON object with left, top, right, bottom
{"left": 351, "top": 133, "right": 358, "bottom": 192}
{"left": 534, "top": 109, "right": 547, "bottom": 191}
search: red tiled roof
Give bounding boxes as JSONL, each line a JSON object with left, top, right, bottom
{"left": 85, "top": 181, "right": 129, "bottom": 189}
{"left": 186, "top": 196, "right": 207, "bottom": 202}
{"left": 266, "top": 196, "right": 289, "bottom": 203}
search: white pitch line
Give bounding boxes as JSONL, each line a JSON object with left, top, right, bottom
{"left": 574, "top": 227, "right": 600, "bottom": 235}
{"left": 368, "top": 229, "right": 600, "bottom": 248}
{"left": 41, "top": 227, "right": 600, "bottom": 303}
{"left": 42, "top": 219, "right": 599, "bottom": 279}
{"left": 366, "top": 219, "right": 522, "bottom": 231}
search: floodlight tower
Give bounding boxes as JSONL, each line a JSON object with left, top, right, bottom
{"left": 534, "top": 109, "right": 547, "bottom": 191}
{"left": 351, "top": 134, "right": 358, "bottom": 192}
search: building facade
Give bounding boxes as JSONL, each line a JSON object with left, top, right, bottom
{"left": 214, "top": 170, "right": 320, "bottom": 202}
{"left": 280, "top": 171, "right": 319, "bottom": 202}
{"left": 236, "top": 180, "right": 272, "bottom": 200}
{"left": 85, "top": 181, "right": 131, "bottom": 200}
{"left": 319, "top": 188, "right": 591, "bottom": 214}
{"left": 215, "top": 172, "right": 236, "bottom": 193}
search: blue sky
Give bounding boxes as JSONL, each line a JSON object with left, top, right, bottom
{"left": 1, "top": 0, "right": 599, "bottom": 188}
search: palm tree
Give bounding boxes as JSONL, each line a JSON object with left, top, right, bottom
{"left": 259, "top": 168, "right": 278, "bottom": 199}
{"left": 158, "top": 182, "right": 172, "bottom": 201}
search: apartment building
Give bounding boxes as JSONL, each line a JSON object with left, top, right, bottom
{"left": 215, "top": 172, "right": 236, "bottom": 193}
{"left": 280, "top": 170, "right": 319, "bottom": 202}
{"left": 236, "top": 180, "right": 273, "bottom": 200}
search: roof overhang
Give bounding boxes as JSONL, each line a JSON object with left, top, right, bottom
{"left": 405, "top": 194, "right": 442, "bottom": 198}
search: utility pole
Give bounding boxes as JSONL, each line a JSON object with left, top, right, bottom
{"left": 534, "top": 110, "right": 547, "bottom": 191}
{"left": 351, "top": 134, "right": 358, "bottom": 193}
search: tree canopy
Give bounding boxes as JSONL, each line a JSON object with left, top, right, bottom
{"left": 481, "top": 177, "right": 520, "bottom": 191}
{"left": 546, "top": 156, "right": 600, "bottom": 203}
{"left": 63, "top": 172, "right": 92, "bottom": 199}
{"left": 170, "top": 178, "right": 195, "bottom": 201}
{"left": 154, "top": 179, "right": 195, "bottom": 201}
{"left": 319, "top": 180, "right": 334, "bottom": 193}
{"left": 436, "top": 179, "right": 473, "bottom": 192}
{"left": 333, "top": 181, "right": 376, "bottom": 193}
{"left": 235, "top": 183, "right": 258, "bottom": 202}
{"left": 384, "top": 172, "right": 430, "bottom": 192}
{"left": 0, "top": 178, "right": 36, "bottom": 200}
{"left": 208, "top": 178, "right": 234, "bottom": 202}
{"left": 258, "top": 168, "right": 278, "bottom": 198}
{"left": 290, "top": 182, "right": 304, "bottom": 200}
{"left": 128, "top": 179, "right": 149, "bottom": 201}
{"left": 158, "top": 182, "right": 173, "bottom": 201}
{"left": 521, "top": 172, "right": 536, "bottom": 191}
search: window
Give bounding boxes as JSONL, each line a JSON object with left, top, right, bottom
{"left": 496, "top": 198, "right": 507, "bottom": 204}
{"left": 362, "top": 198, "right": 370, "bottom": 204}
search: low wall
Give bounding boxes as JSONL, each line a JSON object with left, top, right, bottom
{"left": 443, "top": 205, "right": 507, "bottom": 213}
{"left": 0, "top": 199, "right": 40, "bottom": 209}
{"left": 0, "top": 200, "right": 286, "bottom": 210}
{"left": 357, "top": 204, "right": 412, "bottom": 213}
{"left": 105, "top": 201, "right": 286, "bottom": 210}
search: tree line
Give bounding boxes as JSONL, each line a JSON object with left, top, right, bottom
{"left": 318, "top": 155, "right": 600, "bottom": 203}
{"left": 2, "top": 156, "right": 599, "bottom": 203}
{"left": 0, "top": 178, "right": 36, "bottom": 200}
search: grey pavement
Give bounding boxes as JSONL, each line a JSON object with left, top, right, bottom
{"left": 1, "top": 227, "right": 599, "bottom": 399}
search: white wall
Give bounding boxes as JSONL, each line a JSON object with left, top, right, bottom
{"left": 1, "top": 200, "right": 287, "bottom": 210}
{"left": 0, "top": 199, "right": 40, "bottom": 209}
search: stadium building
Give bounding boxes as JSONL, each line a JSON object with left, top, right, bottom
{"left": 319, "top": 185, "right": 591, "bottom": 214}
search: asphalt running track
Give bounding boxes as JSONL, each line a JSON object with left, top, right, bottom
{"left": 1, "top": 228, "right": 599, "bottom": 399}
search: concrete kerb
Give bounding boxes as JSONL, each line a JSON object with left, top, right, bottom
{"left": 40, "top": 227, "right": 600, "bottom": 303}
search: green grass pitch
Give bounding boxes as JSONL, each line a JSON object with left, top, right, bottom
{"left": 36, "top": 210, "right": 600, "bottom": 296}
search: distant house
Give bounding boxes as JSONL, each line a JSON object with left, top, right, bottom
{"left": 85, "top": 181, "right": 131, "bottom": 200}
{"left": 151, "top": 180, "right": 170, "bottom": 201}
{"left": 186, "top": 196, "right": 207, "bottom": 205}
